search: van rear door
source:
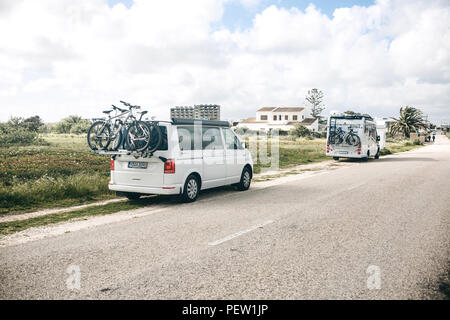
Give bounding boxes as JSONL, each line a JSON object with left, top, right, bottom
{"left": 113, "top": 155, "right": 165, "bottom": 187}
{"left": 112, "top": 124, "right": 168, "bottom": 188}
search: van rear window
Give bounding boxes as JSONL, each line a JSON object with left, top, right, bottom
{"left": 149, "top": 125, "right": 168, "bottom": 151}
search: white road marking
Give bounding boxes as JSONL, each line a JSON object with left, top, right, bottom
{"left": 346, "top": 182, "right": 366, "bottom": 191}
{"left": 208, "top": 220, "right": 274, "bottom": 246}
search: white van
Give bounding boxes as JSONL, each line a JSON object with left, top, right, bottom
{"left": 326, "top": 114, "right": 380, "bottom": 160}
{"left": 108, "top": 118, "right": 253, "bottom": 202}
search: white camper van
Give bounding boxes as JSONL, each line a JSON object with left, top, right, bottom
{"left": 326, "top": 114, "right": 380, "bottom": 160}
{"left": 108, "top": 118, "right": 253, "bottom": 202}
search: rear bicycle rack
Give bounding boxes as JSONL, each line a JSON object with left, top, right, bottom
{"left": 91, "top": 149, "right": 154, "bottom": 159}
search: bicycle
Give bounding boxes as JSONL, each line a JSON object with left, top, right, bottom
{"left": 329, "top": 126, "right": 360, "bottom": 146}
{"left": 343, "top": 127, "right": 360, "bottom": 146}
{"left": 329, "top": 127, "right": 345, "bottom": 144}
{"left": 87, "top": 101, "right": 162, "bottom": 153}
{"left": 87, "top": 105, "right": 127, "bottom": 151}
{"left": 119, "top": 100, "right": 162, "bottom": 152}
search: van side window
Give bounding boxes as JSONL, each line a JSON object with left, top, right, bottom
{"left": 177, "top": 126, "right": 202, "bottom": 151}
{"left": 223, "top": 128, "right": 243, "bottom": 150}
{"left": 202, "top": 127, "right": 223, "bottom": 150}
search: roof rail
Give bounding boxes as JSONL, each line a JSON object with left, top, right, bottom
{"left": 171, "top": 118, "right": 230, "bottom": 127}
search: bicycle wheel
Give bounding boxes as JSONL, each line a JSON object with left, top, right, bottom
{"left": 146, "top": 122, "right": 162, "bottom": 153}
{"left": 125, "top": 121, "right": 152, "bottom": 152}
{"left": 332, "top": 133, "right": 344, "bottom": 144}
{"left": 87, "top": 121, "right": 111, "bottom": 150}
{"left": 346, "top": 134, "right": 360, "bottom": 146}
{"left": 110, "top": 126, "right": 123, "bottom": 151}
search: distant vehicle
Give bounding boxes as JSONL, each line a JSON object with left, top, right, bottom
{"left": 326, "top": 114, "right": 380, "bottom": 161}
{"left": 108, "top": 118, "right": 254, "bottom": 202}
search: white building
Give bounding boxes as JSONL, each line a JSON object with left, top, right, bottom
{"left": 237, "top": 107, "right": 319, "bottom": 132}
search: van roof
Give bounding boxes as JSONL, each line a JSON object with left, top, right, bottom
{"left": 171, "top": 118, "right": 230, "bottom": 127}
{"left": 330, "top": 114, "right": 374, "bottom": 121}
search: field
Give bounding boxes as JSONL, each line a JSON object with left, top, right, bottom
{"left": 0, "top": 133, "right": 423, "bottom": 216}
{"left": 0, "top": 134, "right": 113, "bottom": 214}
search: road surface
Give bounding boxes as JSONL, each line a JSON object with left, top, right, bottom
{"left": 1, "top": 136, "right": 449, "bottom": 299}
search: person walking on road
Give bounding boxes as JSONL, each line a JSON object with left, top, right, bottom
{"left": 432, "top": 134, "right": 435, "bottom": 142}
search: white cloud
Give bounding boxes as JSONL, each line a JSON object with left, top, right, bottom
{"left": 0, "top": 0, "right": 449, "bottom": 123}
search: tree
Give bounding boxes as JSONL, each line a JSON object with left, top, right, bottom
{"left": 343, "top": 110, "right": 361, "bottom": 116}
{"left": 306, "top": 88, "right": 325, "bottom": 119}
{"left": 390, "top": 106, "right": 426, "bottom": 138}
{"left": 55, "top": 115, "right": 88, "bottom": 134}
{"left": 23, "top": 116, "right": 44, "bottom": 132}
{"left": 290, "top": 124, "right": 311, "bottom": 137}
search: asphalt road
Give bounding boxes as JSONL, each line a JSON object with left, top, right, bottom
{"left": 1, "top": 136, "right": 449, "bottom": 299}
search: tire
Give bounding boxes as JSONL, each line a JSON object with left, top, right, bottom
{"left": 333, "top": 157, "right": 339, "bottom": 161}
{"left": 146, "top": 122, "right": 162, "bottom": 153}
{"left": 87, "top": 121, "right": 111, "bottom": 151}
{"left": 374, "top": 148, "right": 380, "bottom": 159}
{"left": 180, "top": 174, "right": 200, "bottom": 203}
{"left": 362, "top": 151, "right": 369, "bottom": 162}
{"left": 346, "top": 134, "right": 360, "bottom": 146}
{"left": 110, "top": 126, "right": 123, "bottom": 151}
{"left": 125, "top": 121, "right": 152, "bottom": 152}
{"left": 236, "top": 167, "right": 252, "bottom": 191}
{"left": 117, "top": 192, "right": 141, "bottom": 200}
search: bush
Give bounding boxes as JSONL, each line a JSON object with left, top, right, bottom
{"left": 290, "top": 124, "right": 311, "bottom": 137}
{"left": 0, "top": 116, "right": 48, "bottom": 146}
{"left": 54, "top": 115, "right": 89, "bottom": 134}
{"left": 0, "top": 128, "right": 38, "bottom": 146}
{"left": 70, "top": 120, "right": 91, "bottom": 134}
{"left": 413, "top": 139, "right": 423, "bottom": 145}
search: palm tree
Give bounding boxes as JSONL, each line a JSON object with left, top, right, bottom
{"left": 390, "top": 106, "right": 426, "bottom": 138}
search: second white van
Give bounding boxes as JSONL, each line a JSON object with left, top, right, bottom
{"left": 108, "top": 118, "right": 254, "bottom": 202}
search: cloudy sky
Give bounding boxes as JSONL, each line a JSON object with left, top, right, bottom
{"left": 0, "top": 0, "right": 449, "bottom": 123}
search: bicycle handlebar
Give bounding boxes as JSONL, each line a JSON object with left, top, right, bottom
{"left": 119, "top": 100, "right": 141, "bottom": 109}
{"left": 112, "top": 105, "right": 127, "bottom": 113}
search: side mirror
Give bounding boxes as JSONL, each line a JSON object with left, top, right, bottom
{"left": 376, "top": 135, "right": 380, "bottom": 142}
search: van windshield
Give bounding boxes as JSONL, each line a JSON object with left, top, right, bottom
{"left": 329, "top": 118, "right": 362, "bottom": 136}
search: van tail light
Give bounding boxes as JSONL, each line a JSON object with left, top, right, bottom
{"left": 326, "top": 142, "right": 330, "bottom": 153}
{"left": 164, "top": 159, "right": 175, "bottom": 174}
{"left": 111, "top": 159, "right": 115, "bottom": 171}
{"left": 357, "top": 142, "right": 361, "bottom": 155}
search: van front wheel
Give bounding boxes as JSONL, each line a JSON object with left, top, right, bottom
{"left": 181, "top": 175, "right": 199, "bottom": 203}
{"left": 236, "top": 167, "right": 252, "bottom": 191}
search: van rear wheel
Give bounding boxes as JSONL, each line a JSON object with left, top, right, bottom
{"left": 120, "top": 192, "right": 141, "bottom": 200}
{"left": 374, "top": 148, "right": 380, "bottom": 159}
{"left": 181, "top": 174, "right": 199, "bottom": 203}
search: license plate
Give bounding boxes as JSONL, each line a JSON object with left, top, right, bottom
{"left": 128, "top": 161, "right": 148, "bottom": 169}
{"left": 339, "top": 151, "right": 348, "bottom": 154}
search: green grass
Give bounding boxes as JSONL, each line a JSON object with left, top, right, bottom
{"left": 248, "top": 137, "right": 328, "bottom": 174}
{"left": 0, "top": 197, "right": 156, "bottom": 236}
{"left": 0, "top": 134, "right": 113, "bottom": 214}
{"left": 380, "top": 139, "right": 424, "bottom": 156}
